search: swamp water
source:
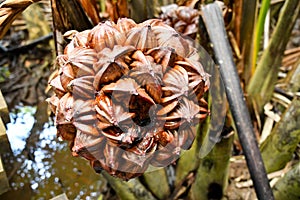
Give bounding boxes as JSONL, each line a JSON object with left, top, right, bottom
{"left": 0, "top": 104, "right": 107, "bottom": 200}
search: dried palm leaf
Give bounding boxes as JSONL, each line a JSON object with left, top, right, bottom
{"left": 0, "top": 0, "right": 40, "bottom": 39}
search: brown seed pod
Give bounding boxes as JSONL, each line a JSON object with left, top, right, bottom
{"left": 152, "top": 25, "right": 196, "bottom": 58}
{"left": 72, "top": 130, "right": 106, "bottom": 160}
{"left": 88, "top": 21, "right": 126, "bottom": 52}
{"left": 57, "top": 124, "right": 77, "bottom": 141}
{"left": 55, "top": 93, "right": 74, "bottom": 125}
{"left": 125, "top": 24, "right": 158, "bottom": 50}
{"left": 93, "top": 46, "right": 134, "bottom": 90}
{"left": 68, "top": 76, "right": 94, "bottom": 99}
{"left": 163, "top": 97, "right": 208, "bottom": 129}
{"left": 59, "top": 63, "right": 76, "bottom": 92}
{"left": 146, "top": 47, "right": 178, "bottom": 69}
{"left": 73, "top": 99, "right": 100, "bottom": 136}
{"left": 63, "top": 29, "right": 91, "bottom": 54}
{"left": 115, "top": 18, "right": 137, "bottom": 33}
{"left": 49, "top": 75, "right": 66, "bottom": 99}
{"left": 162, "top": 65, "right": 190, "bottom": 103}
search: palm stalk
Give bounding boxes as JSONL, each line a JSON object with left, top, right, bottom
{"left": 50, "top": 0, "right": 92, "bottom": 55}
{"left": 201, "top": 3, "right": 274, "bottom": 199}
{"left": 175, "top": 126, "right": 200, "bottom": 186}
{"left": 189, "top": 132, "right": 233, "bottom": 200}
{"left": 272, "top": 161, "right": 300, "bottom": 199}
{"left": 142, "top": 168, "right": 170, "bottom": 200}
{"left": 239, "top": 0, "right": 257, "bottom": 84}
{"left": 251, "top": 0, "right": 270, "bottom": 74}
{"left": 128, "top": 0, "right": 156, "bottom": 22}
{"left": 102, "top": 171, "right": 156, "bottom": 200}
{"left": 260, "top": 96, "right": 300, "bottom": 173}
{"left": 247, "top": 0, "right": 300, "bottom": 114}
{"left": 285, "top": 59, "right": 300, "bottom": 93}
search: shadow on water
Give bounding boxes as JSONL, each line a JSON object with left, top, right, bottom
{"left": 0, "top": 101, "right": 108, "bottom": 200}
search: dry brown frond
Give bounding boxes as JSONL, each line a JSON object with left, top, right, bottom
{"left": 0, "top": 0, "right": 40, "bottom": 39}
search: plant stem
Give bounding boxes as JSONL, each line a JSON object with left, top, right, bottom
{"left": 50, "top": 0, "right": 92, "bottom": 55}
{"left": 273, "top": 161, "right": 300, "bottom": 199}
{"left": 102, "top": 171, "right": 156, "bottom": 200}
{"left": 201, "top": 3, "right": 274, "bottom": 199}
{"left": 247, "top": 0, "right": 300, "bottom": 114}
{"left": 189, "top": 134, "right": 233, "bottom": 200}
{"left": 260, "top": 96, "right": 300, "bottom": 173}
{"left": 252, "top": 0, "right": 270, "bottom": 73}
{"left": 142, "top": 168, "right": 170, "bottom": 200}
{"left": 239, "top": 0, "right": 257, "bottom": 84}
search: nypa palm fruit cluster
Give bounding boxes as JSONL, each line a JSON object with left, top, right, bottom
{"left": 159, "top": 4, "right": 199, "bottom": 39}
{"left": 47, "top": 18, "right": 210, "bottom": 180}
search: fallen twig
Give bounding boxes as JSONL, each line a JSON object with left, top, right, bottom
{"left": 0, "top": 33, "right": 53, "bottom": 55}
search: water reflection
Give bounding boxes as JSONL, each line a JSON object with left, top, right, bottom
{"left": 0, "top": 104, "right": 107, "bottom": 200}
{"left": 6, "top": 105, "right": 36, "bottom": 155}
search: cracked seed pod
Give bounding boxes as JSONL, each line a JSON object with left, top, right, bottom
{"left": 159, "top": 4, "right": 199, "bottom": 39}
{"left": 47, "top": 18, "right": 210, "bottom": 180}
